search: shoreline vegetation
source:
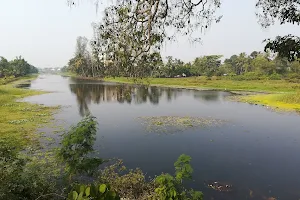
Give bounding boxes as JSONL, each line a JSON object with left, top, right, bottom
{"left": 0, "top": 75, "right": 58, "bottom": 150}
{"left": 105, "top": 77, "right": 300, "bottom": 113}
{"left": 61, "top": 36, "right": 300, "bottom": 114}
{"left": 60, "top": 73, "right": 300, "bottom": 113}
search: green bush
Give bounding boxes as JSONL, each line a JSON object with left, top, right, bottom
{"left": 154, "top": 154, "right": 203, "bottom": 200}
{"left": 285, "top": 73, "right": 300, "bottom": 83}
{"left": 99, "top": 160, "right": 156, "bottom": 199}
{"left": 58, "top": 115, "right": 104, "bottom": 180}
{"left": 268, "top": 73, "right": 282, "bottom": 80}
{"left": 0, "top": 141, "right": 59, "bottom": 200}
{"left": 287, "top": 73, "right": 300, "bottom": 79}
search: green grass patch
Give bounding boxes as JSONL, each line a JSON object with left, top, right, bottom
{"left": 0, "top": 74, "right": 38, "bottom": 85}
{"left": 240, "top": 93, "right": 300, "bottom": 111}
{"left": 104, "top": 77, "right": 300, "bottom": 93}
{"left": 0, "top": 77, "right": 58, "bottom": 151}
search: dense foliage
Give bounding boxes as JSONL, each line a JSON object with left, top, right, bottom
{"left": 0, "top": 142, "right": 59, "bottom": 200}
{"left": 0, "top": 56, "right": 38, "bottom": 78}
{"left": 256, "top": 0, "right": 300, "bottom": 60}
{"left": 64, "top": 0, "right": 300, "bottom": 77}
{"left": 66, "top": 45, "right": 300, "bottom": 80}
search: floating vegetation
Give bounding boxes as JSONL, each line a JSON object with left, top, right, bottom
{"left": 138, "top": 116, "right": 225, "bottom": 134}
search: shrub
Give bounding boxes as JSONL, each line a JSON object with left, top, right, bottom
{"left": 287, "top": 73, "right": 300, "bottom": 79}
{"left": 153, "top": 154, "right": 203, "bottom": 200}
{"left": 0, "top": 141, "right": 59, "bottom": 200}
{"left": 99, "top": 160, "right": 156, "bottom": 199}
{"left": 268, "top": 73, "right": 282, "bottom": 80}
{"left": 96, "top": 154, "right": 203, "bottom": 200}
{"left": 285, "top": 73, "right": 300, "bottom": 83}
{"left": 58, "top": 115, "right": 104, "bottom": 180}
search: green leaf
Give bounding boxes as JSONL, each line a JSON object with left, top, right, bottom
{"left": 80, "top": 185, "right": 85, "bottom": 193}
{"left": 78, "top": 192, "right": 83, "bottom": 200}
{"left": 72, "top": 191, "right": 78, "bottom": 200}
{"left": 109, "top": 191, "right": 116, "bottom": 197}
{"left": 99, "top": 184, "right": 107, "bottom": 193}
{"left": 85, "top": 187, "right": 90, "bottom": 196}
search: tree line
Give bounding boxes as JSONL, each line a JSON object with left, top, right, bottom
{"left": 0, "top": 56, "right": 38, "bottom": 78}
{"left": 61, "top": 0, "right": 300, "bottom": 80}
{"left": 64, "top": 39, "right": 300, "bottom": 80}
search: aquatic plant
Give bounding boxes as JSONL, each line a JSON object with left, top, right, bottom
{"left": 138, "top": 116, "right": 225, "bottom": 134}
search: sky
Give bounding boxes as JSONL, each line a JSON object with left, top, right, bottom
{"left": 0, "top": 0, "right": 299, "bottom": 68}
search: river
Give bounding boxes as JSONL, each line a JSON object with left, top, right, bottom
{"left": 23, "top": 75, "right": 300, "bottom": 200}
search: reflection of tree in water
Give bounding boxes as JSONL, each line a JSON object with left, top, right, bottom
{"left": 193, "top": 91, "right": 221, "bottom": 102}
{"left": 164, "top": 88, "right": 183, "bottom": 102}
{"left": 69, "top": 84, "right": 94, "bottom": 116}
{"left": 69, "top": 82, "right": 226, "bottom": 116}
{"left": 69, "top": 84, "right": 172, "bottom": 116}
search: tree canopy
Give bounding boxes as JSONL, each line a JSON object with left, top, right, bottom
{"left": 65, "top": 0, "right": 300, "bottom": 78}
{"left": 255, "top": 0, "right": 300, "bottom": 60}
{"left": 0, "top": 56, "right": 38, "bottom": 78}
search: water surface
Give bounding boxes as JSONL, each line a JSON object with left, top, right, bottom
{"left": 24, "top": 75, "right": 300, "bottom": 200}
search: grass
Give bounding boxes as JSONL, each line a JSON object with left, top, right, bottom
{"left": 0, "top": 75, "right": 58, "bottom": 151}
{"left": 104, "top": 77, "right": 300, "bottom": 112}
{"left": 104, "top": 77, "right": 300, "bottom": 92}
{"left": 239, "top": 93, "right": 300, "bottom": 111}
{"left": 0, "top": 74, "right": 38, "bottom": 85}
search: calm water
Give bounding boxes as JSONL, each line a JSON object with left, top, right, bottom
{"left": 24, "top": 75, "right": 300, "bottom": 200}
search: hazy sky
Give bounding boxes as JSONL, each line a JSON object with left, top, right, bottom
{"left": 0, "top": 0, "right": 299, "bottom": 68}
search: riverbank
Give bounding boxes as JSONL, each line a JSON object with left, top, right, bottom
{"left": 0, "top": 75, "right": 58, "bottom": 151}
{"left": 60, "top": 74, "right": 300, "bottom": 112}
{"left": 103, "top": 77, "right": 300, "bottom": 112}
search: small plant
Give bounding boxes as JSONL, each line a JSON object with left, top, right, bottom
{"left": 154, "top": 154, "right": 203, "bottom": 200}
{"left": 58, "top": 115, "right": 104, "bottom": 181}
{"left": 68, "top": 184, "right": 120, "bottom": 200}
{"left": 99, "top": 159, "right": 156, "bottom": 199}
